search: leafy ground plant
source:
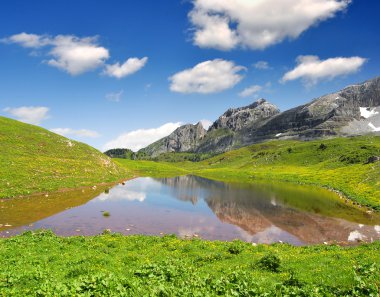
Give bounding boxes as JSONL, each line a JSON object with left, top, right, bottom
{"left": 0, "top": 231, "right": 379, "bottom": 296}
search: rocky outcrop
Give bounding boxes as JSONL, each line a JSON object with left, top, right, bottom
{"left": 139, "top": 122, "right": 206, "bottom": 157}
{"left": 209, "top": 99, "right": 280, "bottom": 132}
{"left": 139, "top": 99, "right": 280, "bottom": 156}
{"left": 240, "top": 77, "right": 380, "bottom": 142}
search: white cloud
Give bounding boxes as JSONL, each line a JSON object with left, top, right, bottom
{"left": 3, "top": 33, "right": 109, "bottom": 75}
{"left": 169, "top": 59, "right": 245, "bottom": 94}
{"left": 253, "top": 61, "right": 270, "bottom": 70}
{"left": 199, "top": 119, "right": 212, "bottom": 130}
{"left": 104, "top": 57, "right": 148, "bottom": 78}
{"left": 189, "top": 0, "right": 350, "bottom": 50}
{"left": 239, "top": 84, "right": 262, "bottom": 97}
{"left": 3, "top": 106, "right": 50, "bottom": 125}
{"left": 47, "top": 35, "right": 109, "bottom": 75}
{"left": 106, "top": 90, "right": 123, "bottom": 102}
{"left": 1, "top": 32, "right": 49, "bottom": 48}
{"left": 50, "top": 128, "right": 100, "bottom": 138}
{"left": 2, "top": 32, "right": 147, "bottom": 77}
{"left": 103, "top": 122, "right": 182, "bottom": 152}
{"left": 281, "top": 55, "right": 367, "bottom": 85}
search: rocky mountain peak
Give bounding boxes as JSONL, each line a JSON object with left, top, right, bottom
{"left": 135, "top": 76, "right": 380, "bottom": 157}
{"left": 209, "top": 98, "right": 280, "bottom": 132}
{"left": 138, "top": 122, "right": 207, "bottom": 157}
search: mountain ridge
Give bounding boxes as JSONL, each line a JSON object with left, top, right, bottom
{"left": 116, "top": 76, "right": 380, "bottom": 157}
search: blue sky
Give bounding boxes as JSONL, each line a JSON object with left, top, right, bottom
{"left": 0, "top": 0, "right": 379, "bottom": 151}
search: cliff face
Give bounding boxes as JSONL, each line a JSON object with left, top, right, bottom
{"left": 209, "top": 98, "right": 280, "bottom": 132}
{"left": 240, "top": 77, "right": 380, "bottom": 142}
{"left": 140, "top": 98, "right": 280, "bottom": 156}
{"left": 137, "top": 76, "right": 380, "bottom": 156}
{"left": 139, "top": 122, "right": 206, "bottom": 157}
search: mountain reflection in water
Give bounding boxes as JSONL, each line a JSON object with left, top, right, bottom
{"left": 1, "top": 176, "right": 380, "bottom": 245}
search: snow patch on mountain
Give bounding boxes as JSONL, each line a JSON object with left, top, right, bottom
{"left": 360, "top": 107, "right": 379, "bottom": 118}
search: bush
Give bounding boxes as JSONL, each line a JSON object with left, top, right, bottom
{"left": 227, "top": 240, "right": 245, "bottom": 255}
{"left": 256, "top": 253, "right": 281, "bottom": 272}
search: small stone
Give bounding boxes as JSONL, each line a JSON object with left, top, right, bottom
{"left": 76, "top": 229, "right": 81, "bottom": 232}
{"left": 323, "top": 241, "right": 328, "bottom": 245}
{"left": 126, "top": 228, "right": 130, "bottom": 231}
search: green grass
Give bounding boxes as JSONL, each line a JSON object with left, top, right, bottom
{"left": 0, "top": 231, "right": 379, "bottom": 296}
{"left": 0, "top": 116, "right": 131, "bottom": 198}
{"left": 114, "top": 159, "right": 188, "bottom": 178}
{"left": 116, "top": 135, "right": 380, "bottom": 210}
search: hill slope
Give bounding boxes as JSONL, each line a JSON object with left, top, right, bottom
{"left": 0, "top": 116, "right": 128, "bottom": 198}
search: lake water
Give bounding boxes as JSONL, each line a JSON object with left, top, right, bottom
{"left": 1, "top": 175, "right": 380, "bottom": 245}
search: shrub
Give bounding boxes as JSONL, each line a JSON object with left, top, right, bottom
{"left": 256, "top": 253, "right": 281, "bottom": 272}
{"left": 227, "top": 240, "right": 245, "bottom": 255}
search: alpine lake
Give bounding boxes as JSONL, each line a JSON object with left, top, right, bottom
{"left": 1, "top": 175, "right": 380, "bottom": 245}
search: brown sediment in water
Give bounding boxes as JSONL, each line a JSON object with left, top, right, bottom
{"left": 1, "top": 176, "right": 137, "bottom": 200}
{"left": 0, "top": 177, "right": 136, "bottom": 230}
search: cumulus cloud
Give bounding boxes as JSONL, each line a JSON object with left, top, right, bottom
{"left": 281, "top": 55, "right": 367, "bottom": 86}
{"left": 50, "top": 128, "right": 100, "bottom": 138}
{"left": 169, "top": 59, "right": 245, "bottom": 94}
{"left": 1, "top": 32, "right": 49, "bottom": 48}
{"left": 3, "top": 106, "right": 50, "bottom": 125}
{"left": 189, "top": 0, "right": 350, "bottom": 50}
{"left": 253, "top": 61, "right": 271, "bottom": 70}
{"left": 104, "top": 57, "right": 148, "bottom": 78}
{"left": 105, "top": 90, "right": 123, "bottom": 102}
{"left": 3, "top": 33, "right": 109, "bottom": 75}
{"left": 103, "top": 122, "right": 182, "bottom": 152}
{"left": 47, "top": 35, "right": 109, "bottom": 75}
{"left": 2, "top": 32, "right": 147, "bottom": 77}
{"left": 239, "top": 85, "right": 262, "bottom": 97}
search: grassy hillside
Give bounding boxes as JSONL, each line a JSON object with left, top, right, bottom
{"left": 0, "top": 231, "right": 379, "bottom": 296}
{"left": 117, "top": 136, "right": 380, "bottom": 210}
{"left": 0, "top": 116, "right": 130, "bottom": 198}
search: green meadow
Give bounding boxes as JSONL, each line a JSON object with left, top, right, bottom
{"left": 0, "top": 231, "right": 379, "bottom": 296}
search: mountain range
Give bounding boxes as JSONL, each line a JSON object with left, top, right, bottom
{"left": 112, "top": 77, "right": 380, "bottom": 158}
